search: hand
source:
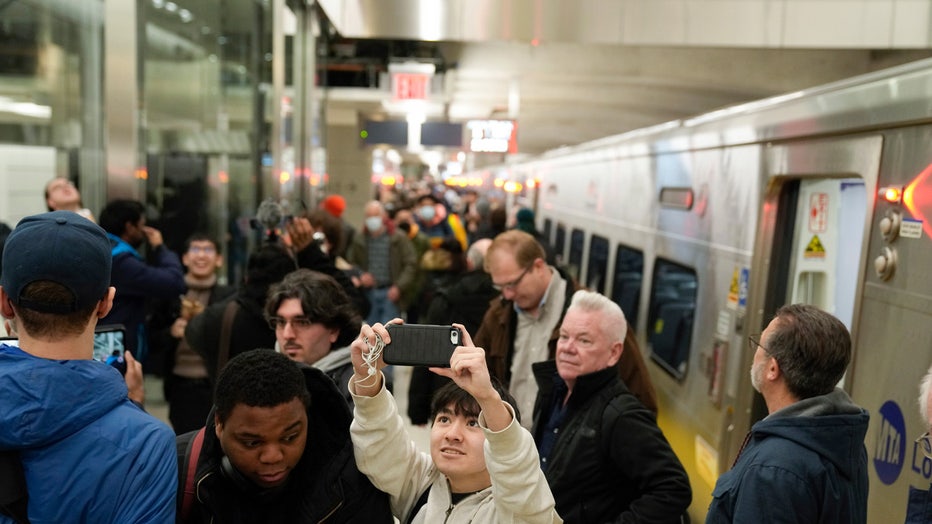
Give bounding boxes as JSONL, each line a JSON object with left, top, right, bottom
{"left": 359, "top": 272, "right": 376, "bottom": 288}
{"left": 349, "top": 319, "right": 403, "bottom": 396}
{"left": 285, "top": 217, "right": 315, "bottom": 252}
{"left": 387, "top": 285, "right": 400, "bottom": 303}
{"left": 142, "top": 226, "right": 163, "bottom": 248}
{"left": 430, "top": 325, "right": 494, "bottom": 401}
{"left": 124, "top": 351, "right": 145, "bottom": 406}
{"left": 170, "top": 317, "right": 187, "bottom": 339}
{"left": 431, "top": 324, "right": 511, "bottom": 431}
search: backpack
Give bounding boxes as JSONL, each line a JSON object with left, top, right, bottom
{"left": 0, "top": 450, "right": 29, "bottom": 524}
{"left": 177, "top": 427, "right": 206, "bottom": 522}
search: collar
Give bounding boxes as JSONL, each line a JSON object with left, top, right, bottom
{"left": 107, "top": 233, "right": 142, "bottom": 260}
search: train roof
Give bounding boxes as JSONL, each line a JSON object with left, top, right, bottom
{"left": 535, "top": 56, "right": 932, "bottom": 160}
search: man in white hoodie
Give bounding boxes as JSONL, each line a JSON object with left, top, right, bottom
{"left": 349, "top": 321, "right": 562, "bottom": 524}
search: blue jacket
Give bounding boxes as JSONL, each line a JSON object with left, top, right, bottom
{"left": 102, "top": 236, "right": 186, "bottom": 360}
{"left": 0, "top": 344, "right": 177, "bottom": 523}
{"left": 706, "top": 388, "right": 869, "bottom": 524}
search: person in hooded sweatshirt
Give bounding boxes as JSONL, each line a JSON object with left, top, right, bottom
{"left": 706, "top": 303, "right": 869, "bottom": 523}
{"left": 0, "top": 211, "right": 176, "bottom": 522}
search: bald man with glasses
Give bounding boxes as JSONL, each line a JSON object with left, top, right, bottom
{"left": 473, "top": 230, "right": 657, "bottom": 429}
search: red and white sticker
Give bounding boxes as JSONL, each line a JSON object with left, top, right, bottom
{"left": 809, "top": 192, "right": 828, "bottom": 233}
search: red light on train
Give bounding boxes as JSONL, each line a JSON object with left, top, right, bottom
{"left": 879, "top": 186, "right": 903, "bottom": 203}
{"left": 903, "top": 163, "right": 932, "bottom": 238}
{"left": 134, "top": 168, "right": 148, "bottom": 180}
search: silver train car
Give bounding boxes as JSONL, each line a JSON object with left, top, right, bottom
{"left": 475, "top": 57, "right": 932, "bottom": 521}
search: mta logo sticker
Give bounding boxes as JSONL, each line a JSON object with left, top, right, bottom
{"left": 874, "top": 400, "right": 906, "bottom": 485}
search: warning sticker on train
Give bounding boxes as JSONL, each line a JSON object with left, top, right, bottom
{"left": 804, "top": 235, "right": 826, "bottom": 258}
{"left": 809, "top": 192, "right": 828, "bottom": 233}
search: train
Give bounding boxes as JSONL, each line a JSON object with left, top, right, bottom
{"left": 463, "top": 57, "right": 932, "bottom": 521}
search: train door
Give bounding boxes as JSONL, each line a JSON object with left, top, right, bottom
{"left": 729, "top": 136, "right": 881, "bottom": 466}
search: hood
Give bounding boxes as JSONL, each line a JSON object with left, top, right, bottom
{"left": 0, "top": 345, "right": 127, "bottom": 449}
{"left": 753, "top": 388, "right": 869, "bottom": 478}
{"left": 312, "top": 346, "right": 352, "bottom": 374}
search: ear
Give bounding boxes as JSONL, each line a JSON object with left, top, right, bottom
{"left": 329, "top": 328, "right": 339, "bottom": 344}
{"left": 96, "top": 287, "right": 116, "bottom": 318}
{"left": 214, "top": 413, "right": 223, "bottom": 439}
{"left": 0, "top": 287, "right": 14, "bottom": 319}
{"left": 767, "top": 356, "right": 782, "bottom": 382}
{"left": 607, "top": 340, "right": 624, "bottom": 367}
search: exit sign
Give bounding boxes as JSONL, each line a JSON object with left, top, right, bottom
{"left": 393, "top": 73, "right": 430, "bottom": 101}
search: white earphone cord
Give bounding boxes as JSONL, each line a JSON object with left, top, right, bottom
{"left": 354, "top": 332, "right": 384, "bottom": 388}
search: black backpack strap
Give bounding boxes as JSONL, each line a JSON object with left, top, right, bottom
{"left": 404, "top": 487, "right": 430, "bottom": 524}
{"left": 0, "top": 450, "right": 29, "bottom": 524}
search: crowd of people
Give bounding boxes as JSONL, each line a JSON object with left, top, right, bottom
{"left": 0, "top": 177, "right": 917, "bottom": 523}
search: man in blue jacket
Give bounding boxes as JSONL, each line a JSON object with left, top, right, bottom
{"left": 99, "top": 199, "right": 186, "bottom": 365}
{"left": 706, "top": 304, "right": 869, "bottom": 523}
{"left": 0, "top": 211, "right": 177, "bottom": 522}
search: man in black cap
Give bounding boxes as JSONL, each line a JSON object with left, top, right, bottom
{"left": 0, "top": 211, "right": 177, "bottom": 522}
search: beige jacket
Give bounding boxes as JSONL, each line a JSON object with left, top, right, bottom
{"left": 349, "top": 378, "right": 562, "bottom": 524}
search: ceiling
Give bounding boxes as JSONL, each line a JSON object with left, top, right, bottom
{"left": 315, "top": 0, "right": 932, "bottom": 158}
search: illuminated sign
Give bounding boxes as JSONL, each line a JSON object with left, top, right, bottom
{"left": 467, "top": 120, "right": 517, "bottom": 153}
{"left": 393, "top": 73, "right": 430, "bottom": 101}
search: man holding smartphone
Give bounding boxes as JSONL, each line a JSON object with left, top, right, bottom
{"left": 348, "top": 321, "right": 561, "bottom": 523}
{"left": 0, "top": 211, "right": 176, "bottom": 522}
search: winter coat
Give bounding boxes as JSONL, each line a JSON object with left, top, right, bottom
{"left": 705, "top": 388, "right": 869, "bottom": 524}
{"left": 176, "top": 363, "right": 392, "bottom": 523}
{"left": 532, "top": 361, "right": 691, "bottom": 523}
{"left": 0, "top": 343, "right": 177, "bottom": 523}
{"left": 350, "top": 379, "right": 562, "bottom": 524}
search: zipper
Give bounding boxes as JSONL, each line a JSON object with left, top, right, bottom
{"left": 317, "top": 500, "right": 343, "bottom": 523}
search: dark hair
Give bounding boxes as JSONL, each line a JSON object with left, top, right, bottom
{"left": 767, "top": 304, "right": 851, "bottom": 399}
{"left": 214, "top": 349, "right": 311, "bottom": 424}
{"left": 429, "top": 375, "right": 520, "bottom": 424}
{"left": 16, "top": 281, "right": 98, "bottom": 337}
{"left": 239, "top": 243, "right": 296, "bottom": 305}
{"left": 98, "top": 199, "right": 145, "bottom": 236}
{"left": 184, "top": 232, "right": 221, "bottom": 254}
{"left": 306, "top": 209, "right": 344, "bottom": 255}
{"left": 264, "top": 269, "right": 361, "bottom": 349}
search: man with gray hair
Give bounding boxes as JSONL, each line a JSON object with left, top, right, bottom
{"left": 706, "top": 304, "right": 868, "bottom": 523}
{"left": 532, "top": 290, "right": 690, "bottom": 523}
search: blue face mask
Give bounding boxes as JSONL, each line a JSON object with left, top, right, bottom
{"left": 418, "top": 205, "right": 436, "bottom": 221}
{"left": 365, "top": 216, "right": 383, "bottom": 233}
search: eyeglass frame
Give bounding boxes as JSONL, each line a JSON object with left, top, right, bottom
{"left": 187, "top": 245, "right": 217, "bottom": 255}
{"left": 917, "top": 432, "right": 932, "bottom": 460}
{"left": 747, "top": 334, "right": 770, "bottom": 354}
{"left": 492, "top": 264, "right": 534, "bottom": 292}
{"left": 267, "top": 316, "right": 315, "bottom": 331}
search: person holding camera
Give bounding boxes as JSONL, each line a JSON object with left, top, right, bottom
{"left": 348, "top": 321, "right": 561, "bottom": 524}
{"left": 0, "top": 211, "right": 175, "bottom": 522}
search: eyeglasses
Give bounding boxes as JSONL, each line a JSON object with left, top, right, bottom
{"left": 268, "top": 316, "right": 314, "bottom": 331}
{"left": 187, "top": 246, "right": 216, "bottom": 255}
{"left": 917, "top": 432, "right": 932, "bottom": 460}
{"left": 748, "top": 334, "right": 769, "bottom": 353}
{"left": 493, "top": 265, "right": 533, "bottom": 292}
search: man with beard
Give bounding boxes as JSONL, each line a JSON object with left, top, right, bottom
{"left": 706, "top": 304, "right": 869, "bottom": 523}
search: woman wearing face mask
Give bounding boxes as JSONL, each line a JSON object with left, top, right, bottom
{"left": 414, "top": 194, "right": 468, "bottom": 251}
{"left": 346, "top": 200, "right": 418, "bottom": 326}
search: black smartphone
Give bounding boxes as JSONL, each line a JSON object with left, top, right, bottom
{"left": 383, "top": 324, "right": 462, "bottom": 367}
{"left": 93, "top": 324, "right": 127, "bottom": 375}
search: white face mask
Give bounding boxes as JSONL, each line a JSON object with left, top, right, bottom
{"left": 418, "top": 205, "right": 436, "bottom": 221}
{"left": 365, "top": 216, "right": 383, "bottom": 233}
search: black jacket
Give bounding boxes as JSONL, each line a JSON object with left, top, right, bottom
{"left": 175, "top": 364, "right": 392, "bottom": 523}
{"left": 532, "top": 361, "right": 691, "bottom": 523}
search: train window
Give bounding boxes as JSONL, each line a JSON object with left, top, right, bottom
{"left": 659, "top": 187, "right": 694, "bottom": 210}
{"left": 647, "top": 259, "right": 697, "bottom": 381}
{"left": 554, "top": 224, "right": 567, "bottom": 267}
{"left": 587, "top": 235, "right": 609, "bottom": 293}
{"left": 542, "top": 218, "right": 552, "bottom": 245}
{"left": 568, "top": 229, "right": 585, "bottom": 282}
{"left": 611, "top": 245, "right": 644, "bottom": 328}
